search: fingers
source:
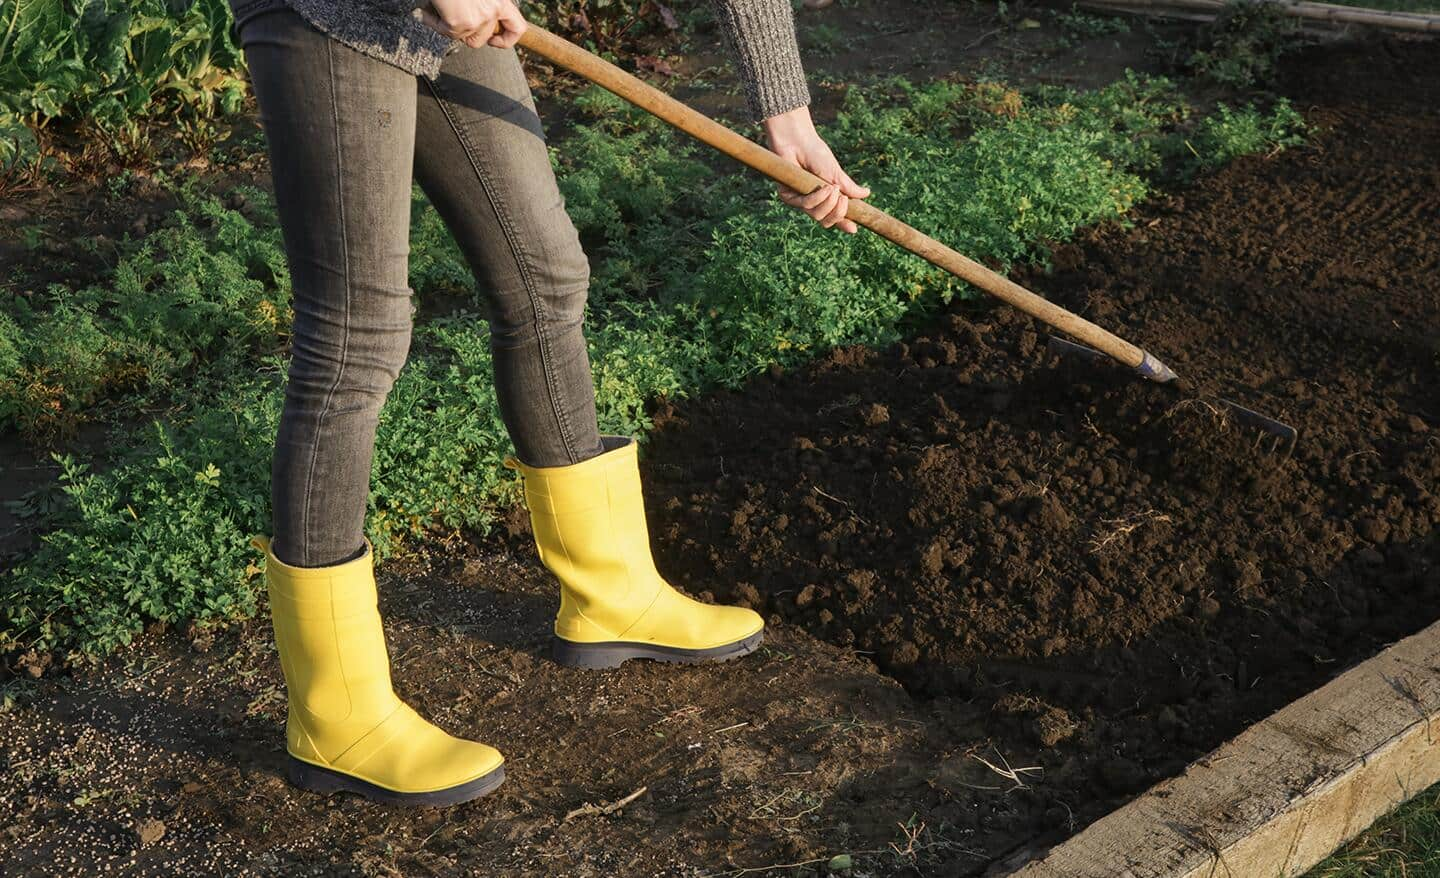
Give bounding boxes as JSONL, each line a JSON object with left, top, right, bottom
{"left": 464, "top": 19, "right": 498, "bottom": 47}
{"left": 820, "top": 188, "right": 850, "bottom": 230}
{"left": 775, "top": 183, "right": 858, "bottom": 232}
{"left": 777, "top": 186, "right": 805, "bottom": 209}
{"left": 770, "top": 140, "right": 866, "bottom": 233}
{"left": 803, "top": 185, "right": 847, "bottom": 229}
{"left": 800, "top": 185, "right": 836, "bottom": 212}
{"left": 776, "top": 184, "right": 826, "bottom": 211}
{"left": 421, "top": 1, "right": 526, "bottom": 48}
{"left": 838, "top": 169, "right": 870, "bottom": 199}
{"left": 490, "top": 3, "right": 527, "bottom": 47}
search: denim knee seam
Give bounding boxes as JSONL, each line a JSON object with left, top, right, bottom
{"left": 423, "top": 74, "right": 584, "bottom": 465}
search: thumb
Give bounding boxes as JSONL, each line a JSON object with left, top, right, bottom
{"left": 838, "top": 170, "right": 870, "bottom": 199}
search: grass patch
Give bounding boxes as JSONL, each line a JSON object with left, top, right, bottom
{"left": 1, "top": 73, "right": 1307, "bottom": 661}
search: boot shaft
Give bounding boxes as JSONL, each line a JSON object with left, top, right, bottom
{"left": 256, "top": 538, "right": 400, "bottom": 753}
{"left": 510, "top": 439, "right": 665, "bottom": 640}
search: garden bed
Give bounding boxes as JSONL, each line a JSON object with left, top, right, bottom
{"left": 639, "top": 35, "right": 1439, "bottom": 867}
{"left": 2, "top": 31, "right": 1437, "bottom": 878}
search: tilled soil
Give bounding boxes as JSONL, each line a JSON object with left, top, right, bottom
{"left": 643, "top": 35, "right": 1440, "bottom": 864}
{"left": 4, "top": 35, "right": 1438, "bottom": 878}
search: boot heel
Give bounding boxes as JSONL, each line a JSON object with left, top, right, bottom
{"left": 552, "top": 630, "right": 765, "bottom": 669}
{"left": 286, "top": 754, "right": 505, "bottom": 806}
{"left": 551, "top": 637, "right": 631, "bottom": 669}
{"left": 287, "top": 756, "right": 349, "bottom": 795}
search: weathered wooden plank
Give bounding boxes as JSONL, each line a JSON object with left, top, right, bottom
{"left": 1008, "top": 620, "right": 1440, "bottom": 878}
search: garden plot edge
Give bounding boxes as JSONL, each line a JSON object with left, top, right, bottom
{"left": 1004, "top": 618, "right": 1440, "bottom": 877}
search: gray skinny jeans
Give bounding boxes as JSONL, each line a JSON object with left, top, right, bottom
{"left": 240, "top": 9, "right": 604, "bottom": 567}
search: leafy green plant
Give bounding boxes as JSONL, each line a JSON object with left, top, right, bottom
{"left": 0, "top": 0, "right": 247, "bottom": 168}
{"left": 1051, "top": 4, "right": 1131, "bottom": 42}
{"left": 1185, "top": 1, "right": 1299, "bottom": 89}
{"left": 1187, "top": 99, "right": 1307, "bottom": 169}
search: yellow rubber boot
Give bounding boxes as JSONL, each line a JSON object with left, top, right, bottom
{"left": 508, "top": 437, "right": 764, "bottom": 669}
{"left": 254, "top": 537, "right": 504, "bottom": 805}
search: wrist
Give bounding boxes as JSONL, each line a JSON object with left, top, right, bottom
{"left": 762, "top": 105, "right": 815, "bottom": 148}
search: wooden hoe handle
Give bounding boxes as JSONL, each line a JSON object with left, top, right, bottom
{"left": 516, "top": 25, "right": 1177, "bottom": 383}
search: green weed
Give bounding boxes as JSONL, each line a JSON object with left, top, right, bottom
{"left": 1187, "top": 99, "right": 1307, "bottom": 170}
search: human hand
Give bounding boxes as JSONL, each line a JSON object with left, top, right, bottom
{"left": 762, "top": 105, "right": 869, "bottom": 234}
{"left": 419, "top": 0, "right": 527, "bottom": 49}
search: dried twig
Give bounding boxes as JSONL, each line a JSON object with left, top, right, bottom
{"left": 1089, "top": 509, "right": 1174, "bottom": 553}
{"left": 969, "top": 746, "right": 1042, "bottom": 791}
{"left": 810, "top": 485, "right": 872, "bottom": 526}
{"left": 563, "top": 786, "right": 648, "bottom": 821}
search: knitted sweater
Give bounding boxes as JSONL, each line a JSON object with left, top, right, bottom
{"left": 228, "top": 0, "right": 810, "bottom": 121}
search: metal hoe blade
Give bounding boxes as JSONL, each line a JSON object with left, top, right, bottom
{"left": 1047, "top": 337, "right": 1299, "bottom": 446}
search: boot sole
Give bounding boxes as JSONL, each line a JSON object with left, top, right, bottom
{"left": 287, "top": 755, "right": 505, "bottom": 807}
{"left": 552, "top": 629, "right": 765, "bottom": 669}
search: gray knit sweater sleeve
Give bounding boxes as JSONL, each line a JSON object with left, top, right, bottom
{"left": 708, "top": 0, "right": 811, "bottom": 122}
{"left": 229, "top": 0, "right": 809, "bottom": 122}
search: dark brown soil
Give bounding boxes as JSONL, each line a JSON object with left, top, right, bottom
{"left": 640, "top": 34, "right": 1440, "bottom": 866}
{"left": 4, "top": 30, "right": 1438, "bottom": 878}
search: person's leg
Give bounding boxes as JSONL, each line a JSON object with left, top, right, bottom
{"left": 247, "top": 9, "right": 418, "bottom": 568}
{"left": 413, "top": 44, "right": 762, "bottom": 668}
{"left": 241, "top": 8, "right": 503, "bottom": 806}
{"left": 411, "top": 45, "right": 604, "bottom": 467}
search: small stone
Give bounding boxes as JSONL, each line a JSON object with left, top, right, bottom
{"left": 135, "top": 818, "right": 165, "bottom": 847}
{"left": 794, "top": 584, "right": 817, "bottom": 608}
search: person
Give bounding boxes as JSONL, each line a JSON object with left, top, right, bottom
{"left": 229, "top": 0, "right": 869, "bottom": 807}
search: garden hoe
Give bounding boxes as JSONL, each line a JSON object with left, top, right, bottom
{"left": 515, "top": 26, "right": 1298, "bottom": 447}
